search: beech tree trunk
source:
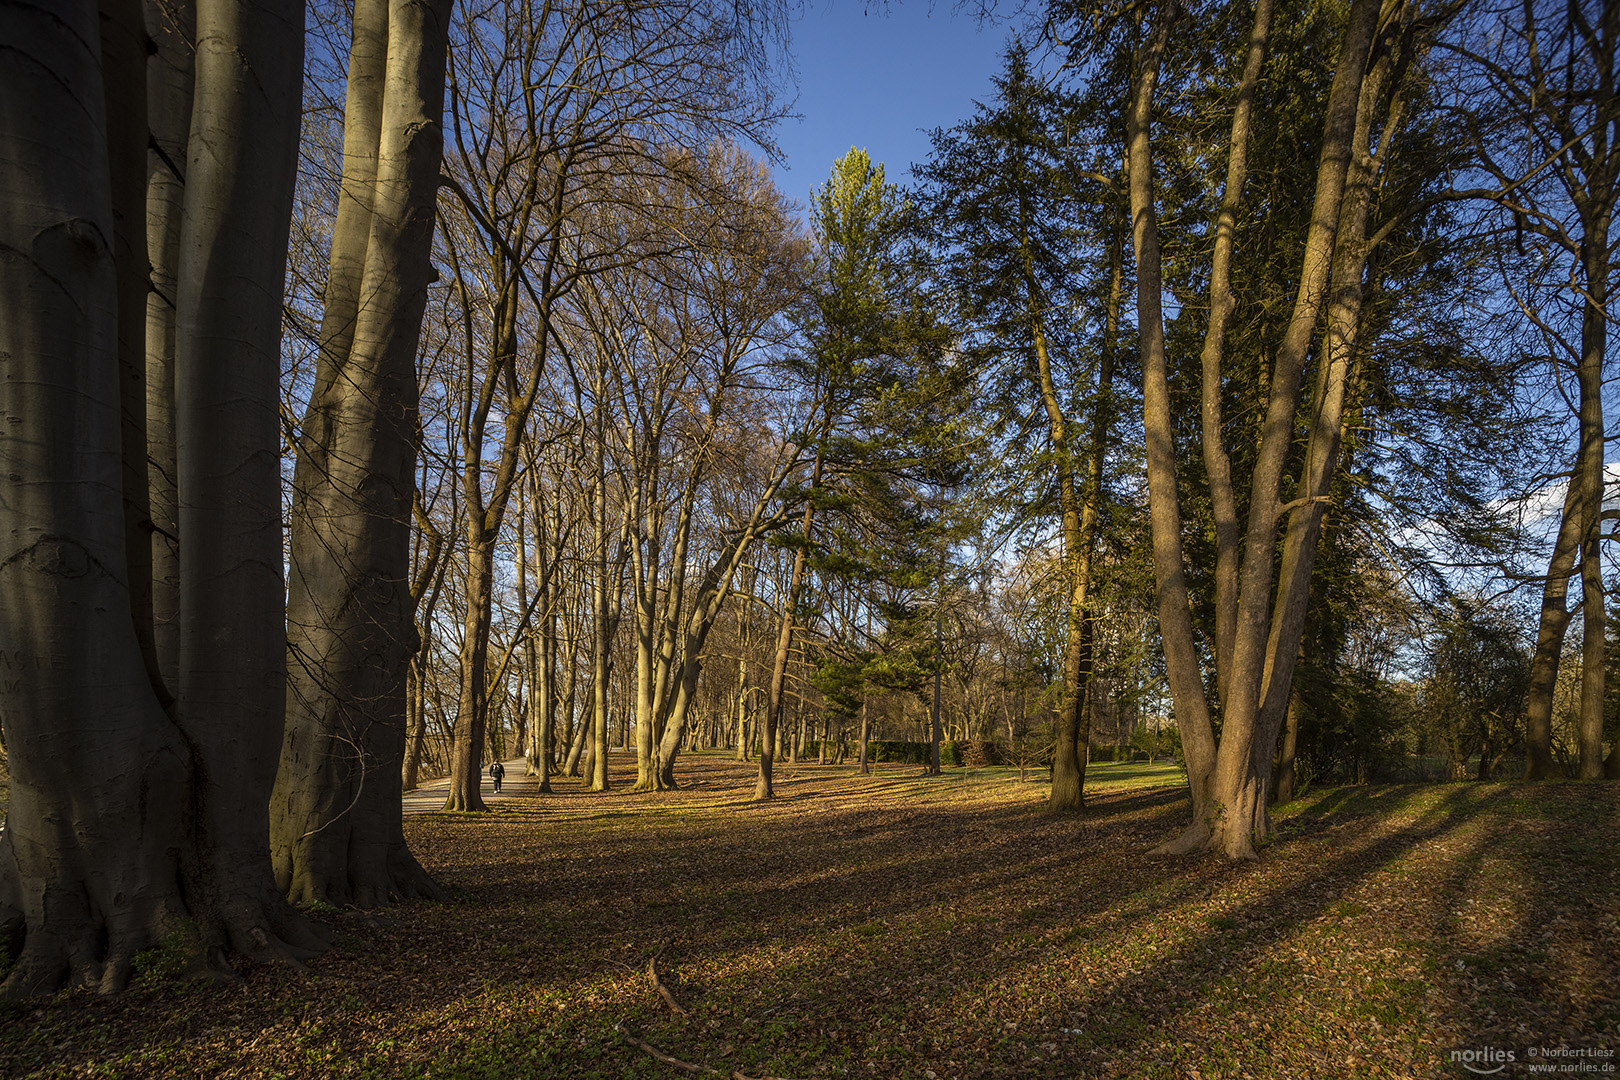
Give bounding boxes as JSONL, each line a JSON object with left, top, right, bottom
{"left": 0, "top": 0, "right": 323, "bottom": 996}
{"left": 272, "top": 0, "right": 450, "bottom": 906}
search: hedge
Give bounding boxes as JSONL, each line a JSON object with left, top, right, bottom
{"left": 801, "top": 740, "right": 1005, "bottom": 767}
{"left": 1087, "top": 745, "right": 1150, "bottom": 763}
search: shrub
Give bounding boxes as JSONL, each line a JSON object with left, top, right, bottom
{"left": 958, "top": 740, "right": 1001, "bottom": 767}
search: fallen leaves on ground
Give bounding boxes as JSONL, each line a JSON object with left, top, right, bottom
{"left": 0, "top": 755, "right": 1615, "bottom": 1079}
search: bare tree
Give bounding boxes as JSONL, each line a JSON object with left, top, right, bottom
{"left": 430, "top": 0, "right": 785, "bottom": 807}
{"left": 1457, "top": 0, "right": 1620, "bottom": 780}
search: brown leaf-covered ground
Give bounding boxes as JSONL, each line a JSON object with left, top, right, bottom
{"left": 1, "top": 753, "right": 1616, "bottom": 1079}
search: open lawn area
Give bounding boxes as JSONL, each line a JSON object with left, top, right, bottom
{"left": 1, "top": 754, "right": 1616, "bottom": 1079}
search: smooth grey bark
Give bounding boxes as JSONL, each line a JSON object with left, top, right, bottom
{"left": 272, "top": 0, "right": 451, "bottom": 906}
{"left": 144, "top": 0, "right": 191, "bottom": 692}
{"left": 173, "top": 0, "right": 323, "bottom": 965}
{"left": 0, "top": 1, "right": 191, "bottom": 996}
{"left": 0, "top": 0, "right": 321, "bottom": 997}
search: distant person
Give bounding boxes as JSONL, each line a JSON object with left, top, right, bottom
{"left": 490, "top": 760, "right": 505, "bottom": 794}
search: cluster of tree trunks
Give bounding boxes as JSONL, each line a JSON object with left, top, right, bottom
{"left": 0, "top": 0, "right": 322, "bottom": 995}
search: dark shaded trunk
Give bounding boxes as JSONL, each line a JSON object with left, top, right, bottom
{"left": 0, "top": 0, "right": 324, "bottom": 996}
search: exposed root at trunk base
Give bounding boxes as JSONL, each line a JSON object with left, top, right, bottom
{"left": 1149, "top": 817, "right": 1212, "bottom": 856}
{"left": 614, "top": 1021, "right": 798, "bottom": 1080}
{"left": 1, "top": 892, "right": 329, "bottom": 999}
{"left": 1149, "top": 814, "right": 1264, "bottom": 860}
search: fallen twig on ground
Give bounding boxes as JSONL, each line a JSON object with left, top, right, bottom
{"left": 614, "top": 1020, "right": 795, "bottom": 1080}
{"left": 650, "top": 942, "right": 688, "bottom": 1015}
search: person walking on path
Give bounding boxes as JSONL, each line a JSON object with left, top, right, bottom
{"left": 490, "top": 760, "right": 505, "bottom": 794}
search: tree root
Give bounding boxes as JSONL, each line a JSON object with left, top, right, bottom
{"left": 614, "top": 1021, "right": 797, "bottom": 1080}
{"left": 1148, "top": 817, "right": 1213, "bottom": 856}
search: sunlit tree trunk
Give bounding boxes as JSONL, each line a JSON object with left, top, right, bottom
{"left": 1132, "top": 0, "right": 1383, "bottom": 858}
{"left": 761, "top": 455, "right": 821, "bottom": 800}
{"left": 1524, "top": 481, "right": 1580, "bottom": 778}
{"left": 272, "top": 0, "right": 450, "bottom": 906}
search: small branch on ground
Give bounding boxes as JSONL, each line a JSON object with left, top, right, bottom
{"left": 649, "top": 942, "right": 688, "bottom": 1015}
{"left": 614, "top": 1021, "right": 796, "bottom": 1080}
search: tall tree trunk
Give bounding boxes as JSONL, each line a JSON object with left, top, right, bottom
{"left": 1136, "top": 0, "right": 1383, "bottom": 858}
{"left": 1044, "top": 214, "right": 1123, "bottom": 809}
{"left": 173, "top": 0, "right": 324, "bottom": 964}
{"left": 1, "top": 2, "right": 192, "bottom": 997}
{"left": 760, "top": 455, "right": 823, "bottom": 800}
{"left": 1273, "top": 687, "right": 1302, "bottom": 804}
{"left": 272, "top": 0, "right": 450, "bottom": 905}
{"left": 1199, "top": 0, "right": 1275, "bottom": 705}
{"left": 1525, "top": 479, "right": 1582, "bottom": 778}
{"left": 1576, "top": 234, "right": 1609, "bottom": 780}
{"left": 144, "top": 0, "right": 192, "bottom": 697}
{"left": 858, "top": 702, "right": 871, "bottom": 775}
{"left": 1130, "top": 0, "right": 1219, "bottom": 847}
{"left": 531, "top": 494, "right": 559, "bottom": 793}
{"left": 446, "top": 528, "right": 495, "bottom": 810}
{"left": 591, "top": 461, "right": 614, "bottom": 792}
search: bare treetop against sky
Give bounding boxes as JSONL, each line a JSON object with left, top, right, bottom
{"left": 773, "top": 1, "right": 1009, "bottom": 199}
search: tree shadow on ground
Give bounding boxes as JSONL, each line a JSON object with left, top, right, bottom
{"left": 2, "top": 761, "right": 1614, "bottom": 1080}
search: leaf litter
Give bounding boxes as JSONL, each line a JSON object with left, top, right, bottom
{"left": 0, "top": 755, "right": 1615, "bottom": 1079}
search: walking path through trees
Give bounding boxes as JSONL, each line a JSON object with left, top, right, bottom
{"left": 401, "top": 757, "right": 532, "bottom": 814}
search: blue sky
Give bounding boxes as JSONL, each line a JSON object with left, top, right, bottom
{"left": 767, "top": 1, "right": 1020, "bottom": 207}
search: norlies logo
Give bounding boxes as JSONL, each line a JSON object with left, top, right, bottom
{"left": 1452, "top": 1047, "right": 1518, "bottom": 1074}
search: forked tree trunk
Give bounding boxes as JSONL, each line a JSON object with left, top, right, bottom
{"left": 1132, "top": 0, "right": 1383, "bottom": 858}
{"left": 271, "top": 0, "right": 450, "bottom": 906}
